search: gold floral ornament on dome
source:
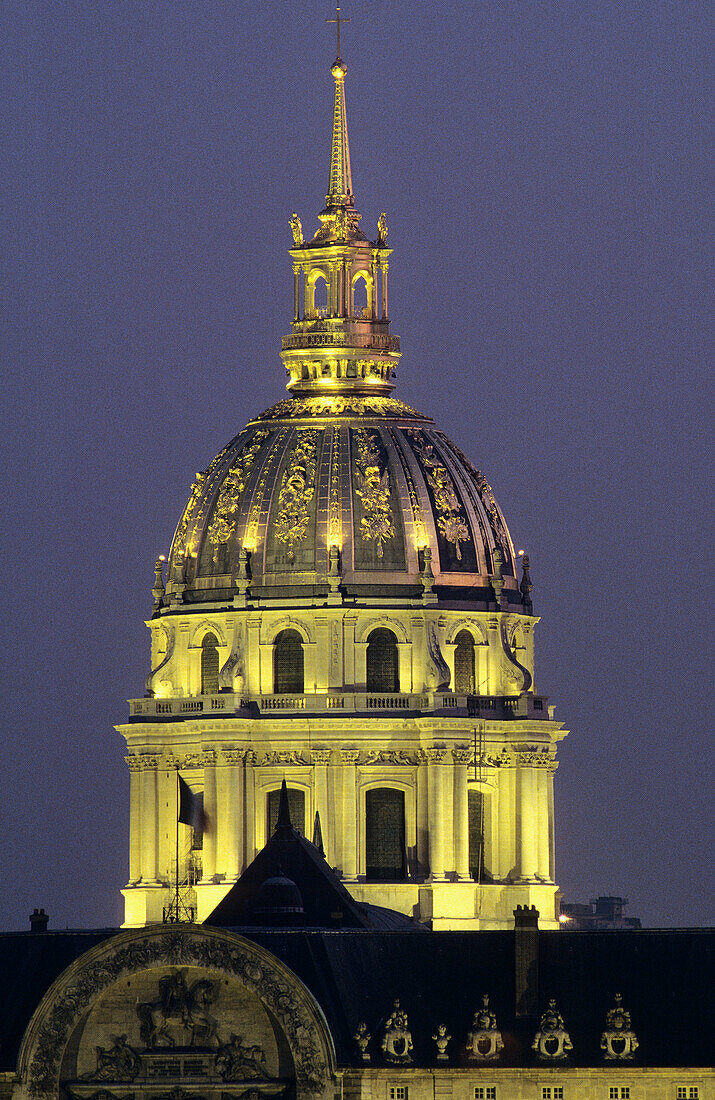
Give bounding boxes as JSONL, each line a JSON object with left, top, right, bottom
{"left": 274, "top": 429, "right": 319, "bottom": 559}
{"left": 354, "top": 429, "right": 395, "bottom": 558}
{"left": 173, "top": 470, "right": 207, "bottom": 559}
{"left": 206, "top": 432, "right": 269, "bottom": 546}
{"left": 408, "top": 431, "right": 470, "bottom": 560}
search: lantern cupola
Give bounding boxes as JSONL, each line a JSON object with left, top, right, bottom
{"left": 282, "top": 54, "right": 399, "bottom": 396}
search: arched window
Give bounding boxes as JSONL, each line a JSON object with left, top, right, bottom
{"left": 267, "top": 787, "right": 305, "bottom": 837}
{"left": 366, "top": 628, "right": 399, "bottom": 692}
{"left": 200, "top": 633, "right": 220, "bottom": 694}
{"left": 454, "top": 630, "right": 476, "bottom": 694}
{"left": 312, "top": 275, "right": 328, "bottom": 317}
{"left": 468, "top": 789, "right": 486, "bottom": 880}
{"left": 352, "top": 275, "right": 369, "bottom": 318}
{"left": 365, "top": 788, "right": 406, "bottom": 880}
{"left": 273, "top": 629, "right": 304, "bottom": 694}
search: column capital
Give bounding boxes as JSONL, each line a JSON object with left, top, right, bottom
{"left": 425, "top": 746, "right": 448, "bottom": 764}
{"left": 311, "top": 749, "right": 332, "bottom": 765}
{"left": 451, "top": 746, "right": 472, "bottom": 765}
{"left": 221, "top": 749, "right": 247, "bottom": 766}
{"left": 340, "top": 748, "right": 360, "bottom": 765}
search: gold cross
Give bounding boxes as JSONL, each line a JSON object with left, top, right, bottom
{"left": 326, "top": 4, "right": 350, "bottom": 59}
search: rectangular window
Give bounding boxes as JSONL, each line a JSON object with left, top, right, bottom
{"left": 676, "top": 1090, "right": 699, "bottom": 1100}
{"left": 542, "top": 1090, "right": 563, "bottom": 1100}
{"left": 610, "top": 1090, "right": 631, "bottom": 1099}
{"left": 389, "top": 1089, "right": 408, "bottom": 1100}
{"left": 475, "top": 1090, "right": 496, "bottom": 1100}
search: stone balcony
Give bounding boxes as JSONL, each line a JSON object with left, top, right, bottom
{"left": 128, "top": 692, "right": 552, "bottom": 721}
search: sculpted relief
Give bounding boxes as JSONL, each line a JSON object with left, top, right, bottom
{"left": 22, "top": 929, "right": 333, "bottom": 1100}
{"left": 62, "top": 967, "right": 287, "bottom": 1100}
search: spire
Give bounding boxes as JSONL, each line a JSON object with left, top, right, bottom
{"left": 326, "top": 57, "right": 354, "bottom": 209}
{"left": 312, "top": 811, "right": 325, "bottom": 856}
{"left": 274, "top": 779, "right": 297, "bottom": 837}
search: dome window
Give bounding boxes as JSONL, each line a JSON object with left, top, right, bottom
{"left": 454, "top": 630, "right": 476, "bottom": 694}
{"left": 273, "top": 629, "right": 305, "bottom": 694}
{"left": 366, "top": 628, "right": 399, "bottom": 693}
{"left": 200, "top": 633, "right": 220, "bottom": 695}
{"left": 365, "top": 787, "right": 406, "bottom": 880}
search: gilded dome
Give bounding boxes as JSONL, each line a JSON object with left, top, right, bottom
{"left": 165, "top": 393, "right": 523, "bottom": 608}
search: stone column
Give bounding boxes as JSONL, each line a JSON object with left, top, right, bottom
{"left": 201, "top": 750, "right": 217, "bottom": 883}
{"left": 536, "top": 765, "right": 551, "bottom": 881}
{"left": 452, "top": 747, "right": 471, "bottom": 880}
{"left": 220, "top": 750, "right": 245, "bottom": 880}
{"left": 126, "top": 756, "right": 142, "bottom": 884}
{"left": 140, "top": 755, "right": 160, "bottom": 884}
{"left": 381, "top": 262, "right": 389, "bottom": 319}
{"left": 311, "top": 750, "right": 331, "bottom": 855}
{"left": 426, "top": 747, "right": 448, "bottom": 880}
{"left": 370, "top": 261, "right": 377, "bottom": 318}
{"left": 517, "top": 761, "right": 538, "bottom": 881}
{"left": 293, "top": 265, "right": 300, "bottom": 322}
{"left": 244, "top": 750, "right": 257, "bottom": 865}
{"left": 340, "top": 749, "right": 360, "bottom": 879}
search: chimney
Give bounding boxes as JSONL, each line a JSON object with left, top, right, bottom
{"left": 514, "top": 904, "right": 539, "bottom": 1016}
{"left": 30, "top": 907, "right": 49, "bottom": 932}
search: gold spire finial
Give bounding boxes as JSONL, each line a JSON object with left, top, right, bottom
{"left": 325, "top": 6, "right": 353, "bottom": 208}
{"left": 326, "top": 3, "right": 350, "bottom": 60}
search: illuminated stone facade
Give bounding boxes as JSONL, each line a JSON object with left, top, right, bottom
{"left": 117, "top": 51, "right": 567, "bottom": 931}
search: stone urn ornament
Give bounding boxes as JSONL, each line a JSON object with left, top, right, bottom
{"left": 432, "top": 1024, "right": 451, "bottom": 1061}
{"left": 353, "top": 1022, "right": 371, "bottom": 1062}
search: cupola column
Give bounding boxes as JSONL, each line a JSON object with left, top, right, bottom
{"left": 452, "top": 748, "right": 471, "bottom": 880}
{"left": 381, "top": 262, "right": 389, "bottom": 320}
{"left": 201, "top": 750, "right": 218, "bottom": 882}
{"left": 140, "top": 756, "right": 160, "bottom": 884}
{"left": 218, "top": 750, "right": 244, "bottom": 880}
{"left": 427, "top": 747, "right": 448, "bottom": 880}
{"left": 339, "top": 749, "right": 359, "bottom": 880}
{"left": 517, "top": 764, "right": 538, "bottom": 881}
{"left": 536, "top": 766, "right": 552, "bottom": 881}
{"left": 127, "top": 756, "right": 142, "bottom": 884}
{"left": 292, "top": 265, "right": 301, "bottom": 322}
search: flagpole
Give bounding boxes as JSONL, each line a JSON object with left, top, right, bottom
{"left": 175, "top": 766, "right": 180, "bottom": 921}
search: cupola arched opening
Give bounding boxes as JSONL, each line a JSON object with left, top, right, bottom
{"left": 200, "top": 632, "right": 220, "bottom": 694}
{"left": 454, "top": 629, "right": 476, "bottom": 694}
{"left": 365, "top": 787, "right": 406, "bottom": 880}
{"left": 267, "top": 787, "right": 306, "bottom": 837}
{"left": 310, "top": 273, "right": 328, "bottom": 318}
{"left": 366, "top": 628, "right": 399, "bottom": 692}
{"left": 273, "top": 629, "right": 304, "bottom": 694}
{"left": 351, "top": 272, "right": 370, "bottom": 318}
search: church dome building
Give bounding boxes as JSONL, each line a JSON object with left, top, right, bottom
{"left": 118, "top": 50, "right": 567, "bottom": 930}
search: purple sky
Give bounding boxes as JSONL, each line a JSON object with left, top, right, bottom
{"left": 2, "top": 1, "right": 711, "bottom": 930}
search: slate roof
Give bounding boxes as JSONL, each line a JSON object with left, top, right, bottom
{"left": 1, "top": 927, "right": 712, "bottom": 1073}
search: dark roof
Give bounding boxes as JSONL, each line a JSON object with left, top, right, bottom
{"left": 0, "top": 927, "right": 712, "bottom": 1072}
{"left": 204, "top": 781, "right": 422, "bottom": 931}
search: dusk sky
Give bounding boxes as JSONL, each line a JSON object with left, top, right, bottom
{"left": 2, "top": 1, "right": 711, "bottom": 930}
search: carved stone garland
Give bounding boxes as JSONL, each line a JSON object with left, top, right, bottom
{"left": 206, "top": 431, "right": 269, "bottom": 546}
{"left": 407, "top": 431, "right": 470, "bottom": 559}
{"left": 353, "top": 429, "right": 395, "bottom": 558}
{"left": 274, "top": 429, "right": 320, "bottom": 560}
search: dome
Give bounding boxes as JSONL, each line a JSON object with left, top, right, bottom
{"left": 165, "top": 393, "right": 523, "bottom": 609}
